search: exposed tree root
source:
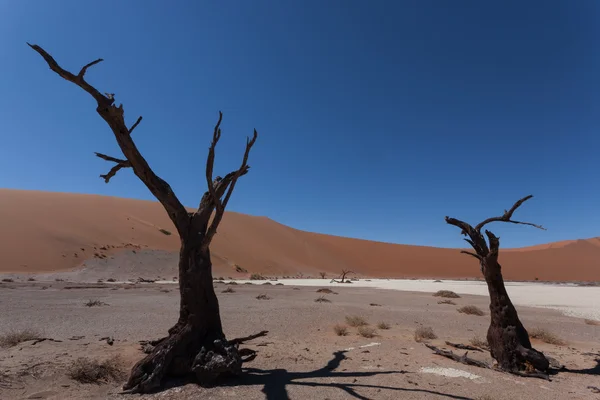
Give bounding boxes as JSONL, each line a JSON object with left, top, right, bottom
{"left": 444, "top": 341, "right": 484, "bottom": 352}
{"left": 228, "top": 330, "right": 269, "bottom": 346}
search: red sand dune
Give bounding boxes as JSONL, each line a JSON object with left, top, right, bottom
{"left": 0, "top": 189, "right": 598, "bottom": 281}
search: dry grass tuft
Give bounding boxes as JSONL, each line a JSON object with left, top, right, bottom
{"left": 584, "top": 319, "right": 600, "bottom": 326}
{"left": 316, "top": 288, "right": 336, "bottom": 294}
{"left": 345, "top": 315, "right": 368, "bottom": 327}
{"left": 1, "top": 278, "right": 14, "bottom": 283}
{"left": 85, "top": 299, "right": 108, "bottom": 307}
{"left": 377, "top": 322, "right": 391, "bottom": 330}
{"left": 414, "top": 326, "right": 437, "bottom": 342}
{"left": 68, "top": 356, "right": 124, "bottom": 384}
{"left": 437, "top": 299, "right": 457, "bottom": 305}
{"left": 433, "top": 290, "right": 461, "bottom": 298}
{"left": 457, "top": 305, "right": 485, "bottom": 316}
{"left": 528, "top": 328, "right": 566, "bottom": 345}
{"left": 222, "top": 287, "right": 235, "bottom": 293}
{"left": 333, "top": 324, "right": 349, "bottom": 336}
{"left": 250, "top": 273, "right": 266, "bottom": 280}
{"left": 315, "top": 296, "right": 331, "bottom": 303}
{"left": 0, "top": 329, "right": 41, "bottom": 348}
{"left": 357, "top": 326, "right": 377, "bottom": 338}
{"left": 256, "top": 294, "right": 271, "bottom": 300}
{"left": 469, "top": 335, "right": 489, "bottom": 349}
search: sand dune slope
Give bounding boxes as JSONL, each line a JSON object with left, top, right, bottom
{"left": 0, "top": 189, "right": 598, "bottom": 281}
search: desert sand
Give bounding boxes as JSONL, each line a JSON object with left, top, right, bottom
{"left": 0, "top": 281, "right": 598, "bottom": 399}
{"left": 1, "top": 189, "right": 599, "bottom": 282}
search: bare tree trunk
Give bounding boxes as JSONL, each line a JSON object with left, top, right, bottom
{"left": 445, "top": 195, "right": 550, "bottom": 375}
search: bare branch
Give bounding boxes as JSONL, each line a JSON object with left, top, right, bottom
{"left": 30, "top": 43, "right": 189, "bottom": 234}
{"left": 205, "top": 112, "right": 224, "bottom": 214}
{"left": 78, "top": 58, "right": 104, "bottom": 78}
{"left": 95, "top": 152, "right": 131, "bottom": 183}
{"left": 460, "top": 250, "right": 482, "bottom": 261}
{"left": 129, "top": 116, "right": 142, "bottom": 135}
{"left": 474, "top": 195, "right": 546, "bottom": 232}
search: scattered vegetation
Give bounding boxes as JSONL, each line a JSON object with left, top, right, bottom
{"left": 345, "top": 315, "right": 368, "bottom": 327}
{"left": 469, "top": 335, "right": 489, "bottom": 349}
{"left": 27, "top": 277, "right": 35, "bottom": 282}
{"left": 433, "top": 290, "right": 461, "bottom": 299}
{"left": 414, "top": 326, "right": 437, "bottom": 342}
{"left": 222, "top": 287, "right": 235, "bottom": 293}
{"left": 333, "top": 324, "right": 349, "bottom": 336}
{"left": 457, "top": 305, "right": 485, "bottom": 316}
{"left": 437, "top": 299, "right": 456, "bottom": 305}
{"left": 528, "top": 328, "right": 566, "bottom": 345}
{"left": 1, "top": 278, "right": 14, "bottom": 283}
{"left": 256, "top": 294, "right": 271, "bottom": 300}
{"left": 106, "top": 278, "right": 116, "bottom": 282}
{"left": 227, "top": 281, "right": 238, "bottom": 285}
{"left": 357, "top": 326, "right": 377, "bottom": 338}
{"left": 67, "top": 356, "right": 124, "bottom": 384}
{"left": 377, "top": 321, "right": 391, "bottom": 330}
{"left": 0, "top": 328, "right": 41, "bottom": 348}
{"left": 250, "top": 273, "right": 266, "bottom": 280}
{"left": 85, "top": 299, "right": 108, "bottom": 307}
{"left": 316, "top": 288, "right": 336, "bottom": 294}
{"left": 315, "top": 296, "right": 331, "bottom": 303}
{"left": 158, "top": 228, "right": 172, "bottom": 236}
{"left": 319, "top": 272, "right": 326, "bottom": 279}
{"left": 584, "top": 319, "right": 600, "bottom": 326}
{"left": 234, "top": 264, "right": 247, "bottom": 273}
{"left": 369, "top": 303, "right": 382, "bottom": 307}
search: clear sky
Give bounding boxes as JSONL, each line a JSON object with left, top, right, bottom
{"left": 1, "top": 0, "right": 598, "bottom": 248}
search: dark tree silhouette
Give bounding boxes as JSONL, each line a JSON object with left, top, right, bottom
{"left": 331, "top": 269, "right": 354, "bottom": 283}
{"left": 29, "top": 43, "right": 261, "bottom": 393}
{"left": 444, "top": 195, "right": 550, "bottom": 376}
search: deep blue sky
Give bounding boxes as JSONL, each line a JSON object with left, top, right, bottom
{"left": 1, "top": 1, "right": 598, "bottom": 248}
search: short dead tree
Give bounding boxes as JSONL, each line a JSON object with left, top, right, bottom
{"left": 29, "top": 44, "right": 264, "bottom": 393}
{"left": 443, "top": 195, "right": 550, "bottom": 376}
{"left": 331, "top": 269, "right": 354, "bottom": 283}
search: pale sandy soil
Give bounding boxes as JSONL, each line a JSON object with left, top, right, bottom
{"left": 1, "top": 189, "right": 599, "bottom": 281}
{"left": 0, "top": 282, "right": 599, "bottom": 400}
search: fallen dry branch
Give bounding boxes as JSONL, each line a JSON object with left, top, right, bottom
{"left": 30, "top": 337, "right": 63, "bottom": 345}
{"left": 445, "top": 341, "right": 484, "bottom": 352}
{"left": 228, "top": 330, "right": 269, "bottom": 346}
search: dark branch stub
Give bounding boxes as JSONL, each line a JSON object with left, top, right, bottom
{"left": 94, "top": 152, "right": 131, "bottom": 183}
{"left": 443, "top": 195, "right": 550, "bottom": 377}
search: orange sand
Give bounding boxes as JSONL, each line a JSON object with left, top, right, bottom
{"left": 0, "top": 189, "right": 598, "bottom": 281}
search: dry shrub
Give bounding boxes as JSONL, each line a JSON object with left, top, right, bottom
{"left": 68, "top": 356, "right": 124, "bottom": 384}
{"left": 584, "top": 319, "right": 600, "bottom": 326}
{"left": 358, "top": 326, "right": 377, "bottom": 338}
{"left": 256, "top": 294, "right": 271, "bottom": 300}
{"left": 345, "top": 315, "right": 368, "bottom": 327}
{"left": 317, "top": 288, "right": 336, "bottom": 294}
{"left": 227, "top": 281, "right": 238, "bottom": 285}
{"left": 158, "top": 228, "right": 172, "bottom": 236}
{"left": 528, "top": 328, "right": 566, "bottom": 345}
{"left": 250, "top": 273, "right": 266, "bottom": 280}
{"left": 315, "top": 296, "right": 331, "bottom": 303}
{"left": 469, "top": 335, "right": 489, "bottom": 349}
{"left": 1, "top": 278, "right": 14, "bottom": 283}
{"left": 0, "top": 329, "right": 41, "bottom": 348}
{"left": 222, "top": 287, "right": 235, "bottom": 293}
{"left": 106, "top": 278, "right": 116, "bottom": 282}
{"left": 333, "top": 324, "right": 348, "bottom": 336}
{"left": 433, "top": 290, "right": 460, "bottom": 299}
{"left": 414, "top": 326, "right": 437, "bottom": 342}
{"left": 85, "top": 299, "right": 107, "bottom": 307}
{"left": 437, "top": 299, "right": 456, "bottom": 305}
{"left": 27, "top": 277, "right": 35, "bottom": 282}
{"left": 234, "top": 264, "right": 247, "bottom": 273}
{"left": 377, "top": 322, "right": 391, "bottom": 330}
{"left": 457, "top": 305, "right": 485, "bottom": 316}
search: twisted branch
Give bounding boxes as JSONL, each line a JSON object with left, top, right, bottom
{"left": 95, "top": 152, "right": 132, "bottom": 183}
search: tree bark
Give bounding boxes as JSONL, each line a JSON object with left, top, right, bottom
{"left": 123, "top": 230, "right": 242, "bottom": 393}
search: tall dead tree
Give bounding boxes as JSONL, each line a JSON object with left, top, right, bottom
{"left": 29, "top": 43, "right": 260, "bottom": 393}
{"left": 445, "top": 195, "right": 550, "bottom": 375}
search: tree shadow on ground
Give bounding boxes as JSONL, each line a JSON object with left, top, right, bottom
{"left": 563, "top": 357, "right": 600, "bottom": 376}
{"left": 223, "top": 350, "right": 473, "bottom": 400}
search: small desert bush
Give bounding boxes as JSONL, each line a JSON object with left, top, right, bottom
{"left": 377, "top": 321, "right": 391, "bottom": 330}
{"left": 414, "top": 326, "right": 437, "bottom": 342}
{"left": 222, "top": 287, "right": 235, "bottom": 293}
{"left": 227, "top": 281, "right": 238, "bottom": 285}
{"left": 256, "top": 294, "right": 270, "bottom": 300}
{"left": 457, "top": 305, "right": 485, "bottom": 316}
{"left": 234, "top": 265, "right": 247, "bottom": 273}
{"left": 469, "top": 335, "right": 489, "bottom": 349}
{"left": 85, "top": 299, "right": 107, "bottom": 307}
{"left": 250, "top": 273, "right": 266, "bottom": 280}
{"left": 358, "top": 326, "right": 377, "bottom": 338}
{"left": 158, "top": 228, "right": 172, "bottom": 236}
{"left": 68, "top": 356, "right": 124, "bottom": 384}
{"left": 315, "top": 296, "right": 331, "bottom": 303}
{"left": 333, "top": 324, "right": 348, "bottom": 336}
{"left": 316, "top": 288, "right": 335, "bottom": 294}
{"left": 528, "top": 328, "right": 566, "bottom": 345}
{"left": 584, "top": 319, "right": 600, "bottom": 326}
{"left": 345, "top": 315, "right": 368, "bottom": 327}
{"left": 27, "top": 277, "right": 35, "bottom": 282}
{"left": 0, "top": 328, "right": 41, "bottom": 348}
{"left": 106, "top": 278, "right": 116, "bottom": 282}
{"left": 437, "top": 299, "right": 456, "bottom": 305}
{"left": 1, "top": 278, "right": 14, "bottom": 283}
{"left": 433, "top": 290, "right": 460, "bottom": 299}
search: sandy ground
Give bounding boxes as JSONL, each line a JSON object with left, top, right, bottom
{"left": 1, "top": 282, "right": 599, "bottom": 400}
{"left": 1, "top": 189, "right": 600, "bottom": 281}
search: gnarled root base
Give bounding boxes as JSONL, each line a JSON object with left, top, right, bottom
{"left": 487, "top": 324, "right": 550, "bottom": 374}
